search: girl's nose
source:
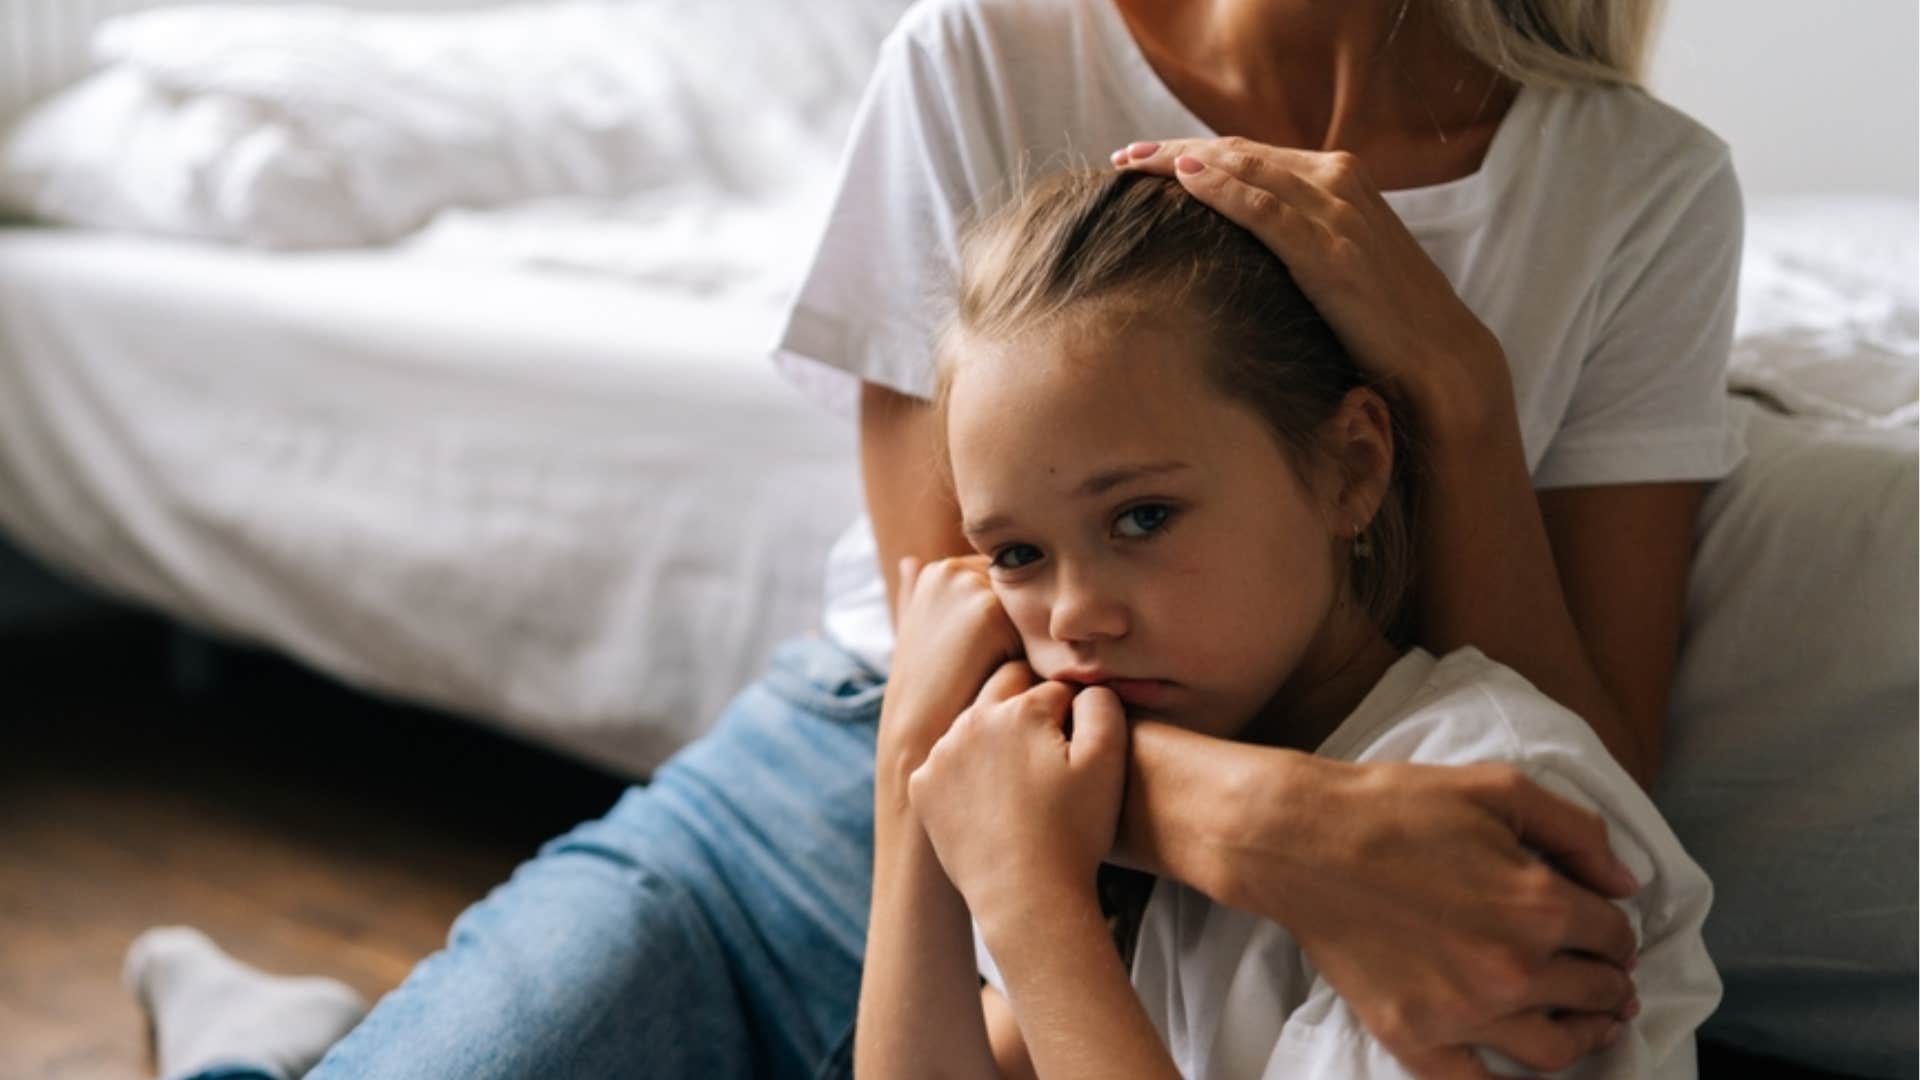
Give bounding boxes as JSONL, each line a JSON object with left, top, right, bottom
{"left": 1048, "top": 571, "right": 1128, "bottom": 644}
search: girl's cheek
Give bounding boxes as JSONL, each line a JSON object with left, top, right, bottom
{"left": 998, "top": 589, "right": 1054, "bottom": 651}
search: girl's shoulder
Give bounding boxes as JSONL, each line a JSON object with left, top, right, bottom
{"left": 1319, "top": 647, "right": 1602, "bottom": 775}
{"left": 1326, "top": 648, "right": 1702, "bottom": 904}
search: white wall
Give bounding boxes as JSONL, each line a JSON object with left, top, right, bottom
{"left": 10, "top": 0, "right": 1917, "bottom": 200}
{"left": 1648, "top": 0, "right": 1918, "bottom": 198}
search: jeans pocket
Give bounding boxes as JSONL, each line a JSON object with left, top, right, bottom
{"left": 762, "top": 634, "right": 887, "bottom": 724}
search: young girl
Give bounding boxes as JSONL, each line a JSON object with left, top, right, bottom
{"left": 859, "top": 169, "right": 1720, "bottom": 1078}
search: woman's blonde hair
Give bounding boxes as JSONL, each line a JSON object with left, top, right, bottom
{"left": 1432, "top": 0, "right": 1666, "bottom": 87}
{"left": 936, "top": 169, "right": 1422, "bottom": 642}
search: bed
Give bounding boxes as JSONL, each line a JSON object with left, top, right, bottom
{"left": 0, "top": 223, "right": 861, "bottom": 773}
{"left": 0, "top": 1, "right": 1913, "bottom": 1075}
{"left": 0, "top": 0, "right": 902, "bottom": 773}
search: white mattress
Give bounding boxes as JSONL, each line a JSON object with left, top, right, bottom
{"left": 0, "top": 225, "right": 860, "bottom": 774}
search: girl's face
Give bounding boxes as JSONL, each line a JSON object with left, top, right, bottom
{"left": 946, "top": 320, "right": 1384, "bottom": 743}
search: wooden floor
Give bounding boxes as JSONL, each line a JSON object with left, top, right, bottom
{"left": 0, "top": 612, "right": 1871, "bottom": 1079}
{"left": 0, "top": 614, "right": 627, "bottom": 1079}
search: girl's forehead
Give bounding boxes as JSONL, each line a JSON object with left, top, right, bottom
{"left": 950, "top": 323, "right": 1216, "bottom": 413}
{"left": 945, "top": 325, "right": 1268, "bottom": 477}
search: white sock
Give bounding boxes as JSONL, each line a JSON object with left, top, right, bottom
{"left": 125, "top": 926, "right": 368, "bottom": 1080}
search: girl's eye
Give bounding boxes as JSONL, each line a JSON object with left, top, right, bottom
{"left": 1114, "top": 503, "right": 1173, "bottom": 539}
{"left": 991, "top": 544, "right": 1042, "bottom": 571}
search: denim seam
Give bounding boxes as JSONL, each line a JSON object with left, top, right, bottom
{"left": 763, "top": 646, "right": 887, "bottom": 724}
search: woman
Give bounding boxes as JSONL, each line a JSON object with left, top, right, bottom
{"left": 131, "top": 1, "right": 1738, "bottom": 1077}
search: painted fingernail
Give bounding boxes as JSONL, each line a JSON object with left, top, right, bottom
{"left": 1175, "top": 154, "right": 1204, "bottom": 174}
{"left": 1110, "top": 148, "right": 1130, "bottom": 167}
{"left": 1624, "top": 951, "right": 1639, "bottom": 973}
{"left": 1127, "top": 141, "right": 1160, "bottom": 158}
{"left": 1623, "top": 996, "right": 1642, "bottom": 1020}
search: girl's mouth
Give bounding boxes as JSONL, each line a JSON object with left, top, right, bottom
{"left": 1103, "top": 679, "right": 1170, "bottom": 707}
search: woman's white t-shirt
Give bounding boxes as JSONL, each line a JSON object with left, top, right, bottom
{"left": 773, "top": 0, "right": 1746, "bottom": 672}
{"left": 975, "top": 647, "right": 1723, "bottom": 1079}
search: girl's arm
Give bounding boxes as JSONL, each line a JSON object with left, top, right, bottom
{"left": 982, "top": 985, "right": 1038, "bottom": 1080}
{"left": 975, "top": 887, "right": 1179, "bottom": 1080}
{"left": 857, "top": 556, "right": 1022, "bottom": 1079}
{"left": 857, "top": 790, "right": 999, "bottom": 1078}
{"left": 910, "top": 670, "right": 1177, "bottom": 1080}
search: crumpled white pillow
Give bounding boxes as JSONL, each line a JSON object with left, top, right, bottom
{"left": 0, "top": 65, "right": 402, "bottom": 247}
{"left": 0, "top": 0, "right": 909, "bottom": 247}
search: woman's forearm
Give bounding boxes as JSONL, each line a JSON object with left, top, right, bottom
{"left": 1409, "top": 370, "right": 1652, "bottom": 782}
{"left": 856, "top": 799, "right": 1000, "bottom": 1079}
{"left": 1113, "top": 719, "right": 1318, "bottom": 912}
{"left": 862, "top": 382, "right": 975, "bottom": 613}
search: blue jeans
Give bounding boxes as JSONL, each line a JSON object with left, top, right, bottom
{"left": 196, "top": 636, "right": 883, "bottom": 1080}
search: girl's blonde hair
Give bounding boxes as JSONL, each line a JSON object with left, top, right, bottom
{"left": 936, "top": 169, "right": 1421, "bottom": 642}
{"left": 1434, "top": 0, "right": 1666, "bottom": 88}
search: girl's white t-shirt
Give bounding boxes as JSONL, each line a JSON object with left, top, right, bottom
{"left": 975, "top": 647, "right": 1723, "bottom": 1079}
{"left": 773, "top": 0, "right": 1747, "bottom": 673}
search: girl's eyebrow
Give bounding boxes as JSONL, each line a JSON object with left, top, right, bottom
{"left": 963, "top": 461, "right": 1191, "bottom": 539}
{"left": 1074, "top": 460, "right": 1190, "bottom": 497}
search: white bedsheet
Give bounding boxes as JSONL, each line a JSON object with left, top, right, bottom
{"left": 0, "top": 225, "right": 860, "bottom": 774}
{"left": 1730, "top": 195, "right": 1917, "bottom": 427}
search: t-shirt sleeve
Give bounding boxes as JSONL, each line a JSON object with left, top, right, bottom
{"left": 1253, "top": 759, "right": 1717, "bottom": 1079}
{"left": 772, "top": 10, "right": 997, "bottom": 416}
{"left": 1531, "top": 146, "right": 1747, "bottom": 489}
{"left": 974, "top": 918, "right": 1008, "bottom": 995}
{"left": 1248, "top": 659, "right": 1720, "bottom": 1078}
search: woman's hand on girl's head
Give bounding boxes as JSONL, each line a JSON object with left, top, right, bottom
{"left": 909, "top": 662, "right": 1129, "bottom": 928}
{"left": 1113, "top": 138, "right": 1508, "bottom": 434}
{"left": 878, "top": 555, "right": 1024, "bottom": 784}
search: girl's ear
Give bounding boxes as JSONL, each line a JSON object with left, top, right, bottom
{"left": 1319, "top": 387, "right": 1395, "bottom": 536}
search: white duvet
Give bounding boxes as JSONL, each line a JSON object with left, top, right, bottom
{"left": 0, "top": 0, "right": 908, "bottom": 246}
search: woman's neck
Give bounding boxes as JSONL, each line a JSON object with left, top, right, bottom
{"left": 1114, "top": 0, "right": 1516, "bottom": 187}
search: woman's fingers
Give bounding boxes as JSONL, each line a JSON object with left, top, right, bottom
{"left": 1474, "top": 1010, "right": 1625, "bottom": 1075}
{"left": 1465, "top": 766, "right": 1639, "bottom": 966}
{"left": 1114, "top": 136, "right": 1314, "bottom": 176}
{"left": 1521, "top": 953, "right": 1638, "bottom": 1017}
{"left": 1556, "top": 881, "right": 1640, "bottom": 969}
{"left": 1115, "top": 137, "right": 1355, "bottom": 215}
{"left": 1117, "top": 139, "right": 1337, "bottom": 252}
{"left": 1496, "top": 773, "right": 1641, "bottom": 900}
{"left": 1170, "top": 155, "right": 1329, "bottom": 254}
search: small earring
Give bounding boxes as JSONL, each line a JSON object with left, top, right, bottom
{"left": 1352, "top": 524, "right": 1373, "bottom": 560}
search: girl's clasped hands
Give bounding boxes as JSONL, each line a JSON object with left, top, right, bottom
{"left": 894, "top": 559, "right": 1130, "bottom": 944}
